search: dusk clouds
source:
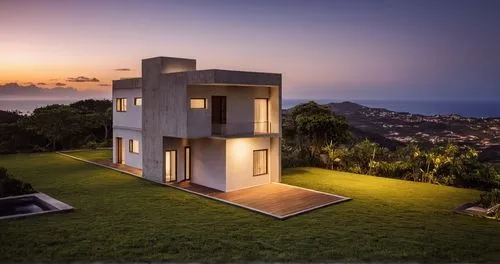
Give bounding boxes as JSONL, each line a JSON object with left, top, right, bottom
{"left": 37, "top": 82, "right": 47, "bottom": 85}
{"left": 98, "top": 84, "right": 111, "bottom": 87}
{"left": 114, "top": 68, "right": 131, "bottom": 71}
{"left": 55, "top": 82, "right": 66, "bottom": 86}
{"left": 66, "top": 76, "right": 100, "bottom": 82}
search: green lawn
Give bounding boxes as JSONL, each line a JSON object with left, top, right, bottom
{"left": 0, "top": 151, "right": 498, "bottom": 262}
{"left": 61, "top": 149, "right": 112, "bottom": 161}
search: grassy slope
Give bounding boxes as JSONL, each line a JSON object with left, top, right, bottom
{"left": 0, "top": 151, "right": 498, "bottom": 262}
{"left": 62, "top": 149, "right": 112, "bottom": 161}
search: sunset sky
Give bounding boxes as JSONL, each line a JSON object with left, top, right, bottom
{"left": 1, "top": 0, "right": 499, "bottom": 100}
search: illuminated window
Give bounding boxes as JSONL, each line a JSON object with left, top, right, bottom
{"left": 134, "top": 97, "right": 142, "bottom": 106}
{"left": 190, "top": 98, "right": 206, "bottom": 109}
{"left": 253, "top": 149, "right": 268, "bottom": 176}
{"left": 129, "top": 139, "right": 140, "bottom": 153}
{"left": 116, "top": 98, "right": 127, "bottom": 112}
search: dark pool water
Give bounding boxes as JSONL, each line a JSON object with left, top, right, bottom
{"left": 0, "top": 197, "right": 51, "bottom": 217}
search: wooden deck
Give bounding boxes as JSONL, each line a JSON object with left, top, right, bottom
{"left": 170, "top": 181, "right": 351, "bottom": 219}
{"left": 58, "top": 153, "right": 351, "bottom": 219}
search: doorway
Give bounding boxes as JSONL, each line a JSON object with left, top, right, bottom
{"left": 211, "top": 96, "right": 227, "bottom": 135}
{"left": 116, "top": 137, "right": 124, "bottom": 164}
{"left": 185, "top": 147, "right": 191, "bottom": 181}
{"left": 165, "top": 150, "right": 177, "bottom": 182}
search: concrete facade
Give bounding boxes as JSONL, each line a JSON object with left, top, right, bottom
{"left": 112, "top": 56, "right": 282, "bottom": 192}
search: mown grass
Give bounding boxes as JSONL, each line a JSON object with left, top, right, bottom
{"left": 0, "top": 151, "right": 498, "bottom": 262}
{"left": 62, "top": 149, "right": 112, "bottom": 161}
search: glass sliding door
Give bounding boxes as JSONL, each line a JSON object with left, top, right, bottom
{"left": 165, "top": 150, "right": 177, "bottom": 182}
{"left": 254, "top": 99, "right": 268, "bottom": 133}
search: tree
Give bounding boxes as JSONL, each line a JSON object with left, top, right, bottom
{"left": 70, "top": 99, "right": 112, "bottom": 140}
{"left": 284, "top": 101, "right": 351, "bottom": 155}
{"left": 24, "top": 105, "right": 82, "bottom": 150}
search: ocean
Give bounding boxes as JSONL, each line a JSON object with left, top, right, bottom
{"left": 0, "top": 99, "right": 79, "bottom": 114}
{"left": 0, "top": 99, "right": 499, "bottom": 118}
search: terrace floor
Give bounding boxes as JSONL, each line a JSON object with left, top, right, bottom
{"left": 170, "top": 181, "right": 351, "bottom": 219}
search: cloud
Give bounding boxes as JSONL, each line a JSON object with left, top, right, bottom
{"left": 114, "top": 68, "right": 131, "bottom": 71}
{"left": 98, "top": 84, "right": 111, "bottom": 87}
{"left": 66, "top": 76, "right": 100, "bottom": 82}
{"left": 22, "top": 82, "right": 34, "bottom": 85}
{"left": 49, "top": 78, "right": 58, "bottom": 81}
{"left": 37, "top": 82, "right": 47, "bottom": 85}
{"left": 55, "top": 82, "right": 66, "bottom": 86}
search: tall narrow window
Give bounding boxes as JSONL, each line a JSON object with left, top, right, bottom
{"left": 253, "top": 149, "right": 268, "bottom": 176}
{"left": 165, "top": 150, "right": 177, "bottom": 182}
{"left": 128, "top": 139, "right": 140, "bottom": 153}
{"left": 116, "top": 98, "right": 127, "bottom": 112}
{"left": 185, "top": 147, "right": 191, "bottom": 180}
{"left": 134, "top": 97, "right": 142, "bottom": 106}
{"left": 190, "top": 98, "right": 206, "bottom": 109}
{"left": 254, "top": 99, "right": 268, "bottom": 133}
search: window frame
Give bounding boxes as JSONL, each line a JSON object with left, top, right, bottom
{"left": 134, "top": 97, "right": 142, "bottom": 106}
{"left": 116, "top": 98, "right": 127, "bottom": 112}
{"left": 190, "top": 98, "right": 207, "bottom": 109}
{"left": 253, "top": 149, "right": 268, "bottom": 176}
{"left": 128, "top": 139, "right": 140, "bottom": 154}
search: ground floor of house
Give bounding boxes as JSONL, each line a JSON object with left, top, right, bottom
{"left": 113, "top": 128, "right": 280, "bottom": 192}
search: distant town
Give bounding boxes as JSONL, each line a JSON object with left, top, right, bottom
{"left": 299, "top": 102, "right": 500, "bottom": 162}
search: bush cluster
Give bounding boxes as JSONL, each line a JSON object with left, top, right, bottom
{"left": 319, "top": 141, "right": 499, "bottom": 190}
{"left": 0, "top": 167, "right": 35, "bottom": 198}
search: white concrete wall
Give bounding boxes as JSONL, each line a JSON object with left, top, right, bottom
{"left": 190, "top": 138, "right": 227, "bottom": 191}
{"left": 225, "top": 137, "right": 271, "bottom": 191}
{"left": 112, "top": 128, "right": 143, "bottom": 169}
{"left": 113, "top": 87, "right": 142, "bottom": 130}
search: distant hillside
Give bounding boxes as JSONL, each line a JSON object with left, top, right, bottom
{"left": 283, "top": 101, "right": 500, "bottom": 156}
{"left": 0, "top": 83, "right": 109, "bottom": 99}
{"left": 283, "top": 101, "right": 404, "bottom": 149}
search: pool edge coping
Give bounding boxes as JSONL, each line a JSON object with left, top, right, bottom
{"left": 0, "top": 192, "right": 74, "bottom": 220}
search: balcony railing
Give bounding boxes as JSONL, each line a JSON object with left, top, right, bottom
{"left": 212, "top": 122, "right": 273, "bottom": 137}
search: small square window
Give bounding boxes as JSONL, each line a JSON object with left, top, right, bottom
{"left": 129, "top": 139, "right": 140, "bottom": 153}
{"left": 116, "top": 98, "right": 127, "bottom": 112}
{"left": 190, "top": 98, "right": 206, "bottom": 109}
{"left": 134, "top": 97, "right": 142, "bottom": 106}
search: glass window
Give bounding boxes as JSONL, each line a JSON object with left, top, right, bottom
{"left": 116, "top": 98, "right": 127, "bottom": 112}
{"left": 190, "top": 98, "right": 206, "bottom": 109}
{"left": 253, "top": 149, "right": 268, "bottom": 176}
{"left": 129, "top": 139, "right": 140, "bottom": 153}
{"left": 254, "top": 99, "right": 268, "bottom": 133}
{"left": 134, "top": 97, "right": 142, "bottom": 106}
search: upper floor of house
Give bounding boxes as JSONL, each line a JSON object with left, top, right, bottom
{"left": 113, "top": 56, "right": 282, "bottom": 139}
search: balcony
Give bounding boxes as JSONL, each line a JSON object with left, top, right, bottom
{"left": 211, "top": 122, "right": 276, "bottom": 137}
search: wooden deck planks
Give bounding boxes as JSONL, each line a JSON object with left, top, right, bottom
{"left": 171, "top": 181, "right": 350, "bottom": 219}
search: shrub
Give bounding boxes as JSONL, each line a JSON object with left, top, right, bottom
{"left": 84, "top": 140, "right": 98, "bottom": 149}
{"left": 479, "top": 189, "right": 500, "bottom": 208}
{"left": 97, "top": 139, "right": 112, "bottom": 148}
{"left": 0, "top": 167, "right": 35, "bottom": 197}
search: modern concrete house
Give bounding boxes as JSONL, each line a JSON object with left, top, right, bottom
{"left": 112, "top": 56, "right": 282, "bottom": 192}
